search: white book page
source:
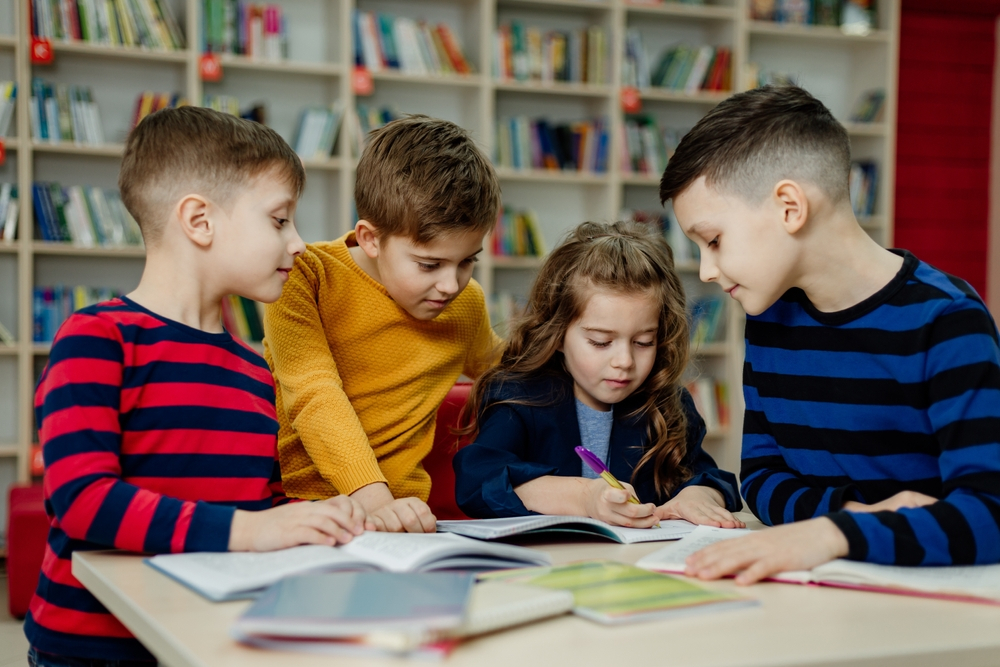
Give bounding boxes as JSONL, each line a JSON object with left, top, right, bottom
{"left": 812, "top": 559, "right": 1000, "bottom": 600}
{"left": 611, "top": 520, "right": 697, "bottom": 544}
{"left": 437, "top": 516, "right": 695, "bottom": 543}
{"left": 636, "top": 525, "right": 753, "bottom": 573}
{"left": 340, "top": 532, "right": 477, "bottom": 572}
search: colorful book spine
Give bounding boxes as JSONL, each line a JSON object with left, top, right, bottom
{"left": 0, "top": 183, "right": 19, "bottom": 242}
{"left": 492, "top": 207, "right": 546, "bottom": 258}
{"left": 30, "top": 0, "right": 185, "bottom": 48}
{"left": 131, "top": 91, "right": 186, "bottom": 128}
{"left": 494, "top": 22, "right": 607, "bottom": 85}
{"left": 220, "top": 294, "right": 264, "bottom": 342}
{"left": 494, "top": 117, "right": 609, "bottom": 173}
{"left": 201, "top": 0, "right": 285, "bottom": 59}
{"left": 32, "top": 181, "right": 142, "bottom": 248}
{"left": 646, "top": 44, "right": 731, "bottom": 93}
{"left": 33, "top": 285, "right": 120, "bottom": 342}
{"left": 0, "top": 82, "right": 16, "bottom": 137}
{"left": 28, "top": 80, "right": 104, "bottom": 146}
{"left": 849, "top": 161, "right": 878, "bottom": 217}
{"left": 354, "top": 11, "right": 473, "bottom": 76}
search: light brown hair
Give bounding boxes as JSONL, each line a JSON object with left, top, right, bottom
{"left": 660, "top": 85, "right": 851, "bottom": 205}
{"left": 355, "top": 115, "right": 501, "bottom": 243}
{"left": 119, "top": 106, "right": 305, "bottom": 245}
{"left": 461, "top": 220, "right": 693, "bottom": 496}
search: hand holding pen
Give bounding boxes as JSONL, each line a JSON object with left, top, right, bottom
{"left": 575, "top": 446, "right": 660, "bottom": 528}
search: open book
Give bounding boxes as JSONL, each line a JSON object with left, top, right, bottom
{"left": 437, "top": 516, "right": 696, "bottom": 544}
{"left": 637, "top": 526, "right": 1000, "bottom": 605}
{"left": 147, "top": 532, "right": 552, "bottom": 602}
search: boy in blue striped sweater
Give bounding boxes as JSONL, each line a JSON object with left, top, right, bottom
{"left": 659, "top": 85, "right": 1000, "bottom": 584}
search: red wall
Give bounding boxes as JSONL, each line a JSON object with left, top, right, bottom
{"left": 894, "top": 11, "right": 995, "bottom": 296}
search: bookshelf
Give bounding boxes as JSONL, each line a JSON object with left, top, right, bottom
{"left": 0, "top": 0, "right": 899, "bottom": 505}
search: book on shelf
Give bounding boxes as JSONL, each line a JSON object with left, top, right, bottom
{"left": 647, "top": 44, "right": 731, "bottom": 94}
{"left": 34, "top": 285, "right": 120, "bottom": 342}
{"left": 849, "top": 160, "right": 878, "bottom": 217}
{"left": 493, "top": 206, "right": 546, "bottom": 258}
{"left": 220, "top": 294, "right": 264, "bottom": 343}
{"left": 0, "top": 317, "right": 14, "bottom": 346}
{"left": 494, "top": 22, "right": 608, "bottom": 85}
{"left": 849, "top": 89, "right": 885, "bottom": 123}
{"left": 753, "top": 0, "right": 874, "bottom": 30}
{"left": 494, "top": 116, "right": 609, "bottom": 173}
{"left": 202, "top": 0, "right": 287, "bottom": 59}
{"left": 32, "top": 181, "right": 143, "bottom": 248}
{"left": 202, "top": 95, "right": 266, "bottom": 124}
{"left": 0, "top": 183, "right": 19, "bottom": 241}
{"left": 29, "top": 80, "right": 105, "bottom": 145}
{"left": 351, "top": 105, "right": 400, "bottom": 156}
{"left": 620, "top": 115, "right": 683, "bottom": 176}
{"left": 354, "top": 11, "right": 473, "bottom": 77}
{"left": 131, "top": 91, "right": 187, "bottom": 128}
{"left": 638, "top": 526, "right": 1000, "bottom": 605}
{"left": 30, "top": 0, "right": 185, "bottom": 49}
{"left": 621, "top": 208, "right": 699, "bottom": 264}
{"left": 146, "top": 532, "right": 552, "bottom": 602}
{"left": 685, "top": 377, "right": 729, "bottom": 433}
{"left": 437, "top": 516, "right": 696, "bottom": 544}
{"left": 293, "top": 103, "right": 344, "bottom": 161}
{"left": 0, "top": 82, "right": 15, "bottom": 138}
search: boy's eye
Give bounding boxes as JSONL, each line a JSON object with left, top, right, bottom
{"left": 418, "top": 262, "right": 439, "bottom": 271}
{"left": 588, "top": 339, "right": 612, "bottom": 348}
{"left": 274, "top": 217, "right": 289, "bottom": 226}
{"left": 707, "top": 236, "right": 719, "bottom": 248}
{"left": 462, "top": 256, "right": 480, "bottom": 266}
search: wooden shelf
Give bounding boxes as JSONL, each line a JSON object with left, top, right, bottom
{"left": 491, "top": 255, "right": 546, "bottom": 269}
{"left": 1, "top": 136, "right": 18, "bottom": 150}
{"left": 748, "top": 20, "right": 891, "bottom": 43}
{"left": 0, "top": 242, "right": 19, "bottom": 254}
{"left": 32, "top": 242, "right": 145, "bottom": 258}
{"left": 494, "top": 79, "right": 611, "bottom": 97}
{"left": 32, "top": 142, "right": 126, "bottom": 157}
{"left": 0, "top": 35, "right": 17, "bottom": 49}
{"left": 0, "top": 443, "right": 19, "bottom": 457}
{"left": 32, "top": 344, "right": 51, "bottom": 356}
{"left": 0, "top": 345, "right": 18, "bottom": 356}
{"left": 692, "top": 341, "right": 727, "bottom": 357}
{"left": 625, "top": 2, "right": 737, "bottom": 20}
{"left": 704, "top": 428, "right": 731, "bottom": 439}
{"left": 50, "top": 41, "right": 188, "bottom": 63}
{"left": 620, "top": 173, "right": 661, "bottom": 187}
{"left": 371, "top": 70, "right": 484, "bottom": 88}
{"left": 843, "top": 122, "right": 887, "bottom": 137}
{"left": 495, "top": 167, "right": 610, "bottom": 184}
{"left": 497, "top": 0, "right": 612, "bottom": 10}
{"left": 217, "top": 54, "right": 342, "bottom": 77}
{"left": 639, "top": 88, "right": 731, "bottom": 104}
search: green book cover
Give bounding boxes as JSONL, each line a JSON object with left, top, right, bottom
{"left": 47, "top": 183, "right": 72, "bottom": 243}
{"left": 482, "top": 560, "right": 754, "bottom": 624}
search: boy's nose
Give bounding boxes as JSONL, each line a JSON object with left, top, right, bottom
{"left": 699, "top": 255, "right": 719, "bottom": 283}
{"left": 437, "top": 270, "right": 460, "bottom": 296}
{"left": 287, "top": 224, "right": 306, "bottom": 257}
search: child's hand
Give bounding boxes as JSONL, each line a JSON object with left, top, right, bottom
{"left": 842, "top": 490, "right": 937, "bottom": 514}
{"left": 365, "top": 497, "right": 437, "bottom": 533}
{"left": 655, "top": 486, "right": 746, "bottom": 528}
{"left": 684, "top": 517, "right": 850, "bottom": 585}
{"left": 584, "top": 479, "right": 659, "bottom": 528}
{"left": 229, "top": 496, "right": 367, "bottom": 552}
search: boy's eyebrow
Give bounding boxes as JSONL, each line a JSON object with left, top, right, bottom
{"left": 411, "top": 248, "right": 484, "bottom": 262}
{"left": 687, "top": 221, "right": 711, "bottom": 235}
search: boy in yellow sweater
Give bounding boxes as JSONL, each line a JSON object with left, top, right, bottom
{"left": 264, "top": 115, "right": 502, "bottom": 532}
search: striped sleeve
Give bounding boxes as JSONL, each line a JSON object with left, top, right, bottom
{"left": 740, "top": 362, "right": 862, "bottom": 525}
{"left": 827, "top": 300, "right": 1000, "bottom": 564}
{"left": 38, "top": 312, "right": 235, "bottom": 553}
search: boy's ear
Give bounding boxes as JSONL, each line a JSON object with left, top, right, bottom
{"left": 773, "top": 180, "right": 809, "bottom": 236}
{"left": 354, "top": 219, "right": 381, "bottom": 259}
{"left": 177, "top": 194, "right": 214, "bottom": 248}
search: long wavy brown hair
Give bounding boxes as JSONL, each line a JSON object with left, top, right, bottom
{"left": 460, "top": 220, "right": 692, "bottom": 497}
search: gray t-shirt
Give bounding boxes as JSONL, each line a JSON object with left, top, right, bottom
{"left": 576, "top": 398, "right": 614, "bottom": 478}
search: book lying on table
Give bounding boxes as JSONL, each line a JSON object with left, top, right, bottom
{"left": 147, "top": 532, "right": 552, "bottom": 602}
{"left": 481, "top": 559, "right": 755, "bottom": 624}
{"left": 232, "top": 578, "right": 575, "bottom": 658}
{"left": 637, "top": 525, "right": 1000, "bottom": 605}
{"left": 437, "top": 515, "right": 696, "bottom": 544}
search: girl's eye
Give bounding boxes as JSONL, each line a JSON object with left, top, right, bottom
{"left": 418, "top": 263, "right": 439, "bottom": 271}
{"left": 588, "top": 339, "right": 611, "bottom": 348}
{"left": 635, "top": 340, "right": 656, "bottom": 348}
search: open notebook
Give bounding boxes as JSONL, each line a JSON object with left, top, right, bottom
{"left": 437, "top": 516, "right": 696, "bottom": 544}
{"left": 147, "top": 532, "right": 551, "bottom": 601}
{"left": 637, "top": 525, "right": 1000, "bottom": 605}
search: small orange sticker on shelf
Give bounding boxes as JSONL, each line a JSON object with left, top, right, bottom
{"left": 621, "top": 87, "right": 641, "bottom": 114}
{"left": 31, "top": 445, "right": 45, "bottom": 476}
{"left": 353, "top": 66, "right": 374, "bottom": 96}
{"left": 200, "top": 53, "right": 223, "bottom": 82}
{"left": 31, "top": 37, "right": 54, "bottom": 64}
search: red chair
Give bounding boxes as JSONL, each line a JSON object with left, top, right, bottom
{"left": 425, "top": 383, "right": 472, "bottom": 520}
{"left": 8, "top": 482, "right": 47, "bottom": 619}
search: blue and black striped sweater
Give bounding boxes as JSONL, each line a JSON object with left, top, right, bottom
{"left": 741, "top": 250, "right": 1000, "bottom": 565}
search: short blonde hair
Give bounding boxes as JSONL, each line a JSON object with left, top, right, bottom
{"left": 119, "top": 106, "right": 305, "bottom": 245}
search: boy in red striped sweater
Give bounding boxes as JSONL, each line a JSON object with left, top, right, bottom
{"left": 24, "top": 107, "right": 368, "bottom": 666}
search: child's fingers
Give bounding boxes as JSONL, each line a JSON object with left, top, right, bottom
{"left": 322, "top": 496, "right": 367, "bottom": 532}
{"left": 304, "top": 513, "right": 356, "bottom": 544}
{"left": 375, "top": 508, "right": 405, "bottom": 532}
{"left": 294, "top": 526, "right": 339, "bottom": 547}
{"left": 313, "top": 503, "right": 365, "bottom": 536}
{"left": 365, "top": 515, "right": 384, "bottom": 532}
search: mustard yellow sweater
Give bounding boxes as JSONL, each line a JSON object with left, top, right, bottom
{"left": 263, "top": 232, "right": 501, "bottom": 501}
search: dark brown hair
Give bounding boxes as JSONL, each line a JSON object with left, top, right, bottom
{"left": 660, "top": 85, "right": 851, "bottom": 205}
{"left": 355, "top": 115, "right": 501, "bottom": 243}
{"left": 461, "top": 220, "right": 693, "bottom": 496}
{"left": 119, "top": 106, "right": 305, "bottom": 245}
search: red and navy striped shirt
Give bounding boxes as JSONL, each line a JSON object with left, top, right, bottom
{"left": 25, "top": 297, "right": 288, "bottom": 661}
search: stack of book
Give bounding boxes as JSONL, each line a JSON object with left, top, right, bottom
{"left": 493, "top": 207, "right": 546, "bottom": 258}
{"left": 29, "top": 80, "right": 104, "bottom": 145}
{"left": 202, "top": 0, "right": 287, "bottom": 60}
{"left": 34, "top": 285, "right": 120, "bottom": 343}
{"left": 686, "top": 377, "right": 729, "bottom": 434}
{"left": 220, "top": 295, "right": 264, "bottom": 343}
{"left": 354, "top": 12, "right": 472, "bottom": 76}
{"left": 849, "top": 161, "right": 878, "bottom": 217}
{"left": 0, "top": 184, "right": 19, "bottom": 241}
{"left": 690, "top": 295, "right": 725, "bottom": 345}
{"left": 32, "top": 182, "right": 143, "bottom": 247}
{"left": 849, "top": 89, "right": 885, "bottom": 123}
{"left": 489, "top": 291, "right": 528, "bottom": 338}
{"left": 131, "top": 91, "right": 186, "bottom": 128}
{"left": 621, "top": 115, "right": 683, "bottom": 177}
{"left": 0, "top": 82, "right": 15, "bottom": 137}
{"left": 494, "top": 117, "right": 609, "bottom": 173}
{"left": 493, "top": 22, "right": 608, "bottom": 85}
{"left": 293, "top": 104, "right": 344, "bottom": 161}
{"left": 621, "top": 209, "right": 699, "bottom": 264}
{"left": 752, "top": 0, "right": 875, "bottom": 31}
{"left": 30, "top": 0, "right": 186, "bottom": 49}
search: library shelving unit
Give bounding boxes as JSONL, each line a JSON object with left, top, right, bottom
{"left": 0, "top": 0, "right": 899, "bottom": 504}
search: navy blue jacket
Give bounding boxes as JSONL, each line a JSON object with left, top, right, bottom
{"left": 453, "top": 373, "right": 740, "bottom": 518}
